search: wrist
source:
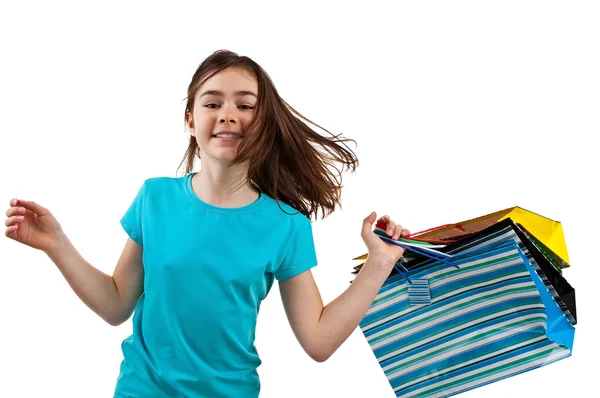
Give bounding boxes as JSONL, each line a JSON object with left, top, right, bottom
{"left": 364, "top": 253, "right": 396, "bottom": 270}
{"left": 45, "top": 232, "right": 70, "bottom": 258}
{"left": 357, "top": 254, "right": 398, "bottom": 289}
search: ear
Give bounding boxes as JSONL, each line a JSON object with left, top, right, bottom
{"left": 185, "top": 112, "right": 195, "bottom": 136}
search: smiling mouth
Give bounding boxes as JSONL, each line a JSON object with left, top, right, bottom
{"left": 212, "top": 133, "right": 243, "bottom": 139}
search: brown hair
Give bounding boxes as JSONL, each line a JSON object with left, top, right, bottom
{"left": 178, "top": 49, "right": 358, "bottom": 220}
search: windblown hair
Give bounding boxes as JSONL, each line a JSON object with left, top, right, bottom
{"left": 178, "top": 49, "right": 359, "bottom": 220}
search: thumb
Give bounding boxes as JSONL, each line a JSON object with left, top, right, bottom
{"left": 18, "top": 199, "right": 49, "bottom": 216}
{"left": 362, "top": 211, "right": 377, "bottom": 237}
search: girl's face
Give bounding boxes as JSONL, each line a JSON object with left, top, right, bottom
{"left": 187, "top": 67, "right": 258, "bottom": 165}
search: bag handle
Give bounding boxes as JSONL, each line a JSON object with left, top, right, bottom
{"left": 374, "top": 229, "right": 460, "bottom": 276}
{"left": 376, "top": 220, "right": 461, "bottom": 243}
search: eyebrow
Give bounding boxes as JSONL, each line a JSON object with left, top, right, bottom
{"left": 199, "top": 90, "right": 258, "bottom": 98}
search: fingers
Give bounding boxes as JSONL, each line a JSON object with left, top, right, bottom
{"left": 362, "top": 211, "right": 377, "bottom": 236}
{"left": 377, "top": 215, "right": 390, "bottom": 223}
{"left": 377, "top": 215, "right": 395, "bottom": 235}
{"left": 5, "top": 215, "right": 25, "bottom": 227}
{"left": 5, "top": 200, "right": 26, "bottom": 236}
{"left": 12, "top": 199, "right": 48, "bottom": 216}
{"left": 381, "top": 216, "right": 398, "bottom": 237}
{"left": 5, "top": 225, "right": 18, "bottom": 238}
{"left": 391, "top": 224, "right": 410, "bottom": 240}
{"left": 376, "top": 214, "right": 410, "bottom": 240}
{"left": 370, "top": 212, "right": 410, "bottom": 240}
{"left": 6, "top": 205, "right": 26, "bottom": 218}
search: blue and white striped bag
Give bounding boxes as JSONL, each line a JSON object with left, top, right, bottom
{"left": 358, "top": 237, "right": 575, "bottom": 398}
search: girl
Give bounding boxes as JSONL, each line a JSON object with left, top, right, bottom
{"left": 4, "top": 50, "right": 409, "bottom": 397}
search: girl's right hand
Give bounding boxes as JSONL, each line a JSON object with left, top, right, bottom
{"left": 5, "top": 198, "right": 65, "bottom": 253}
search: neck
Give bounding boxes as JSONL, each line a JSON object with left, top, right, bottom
{"left": 192, "top": 161, "right": 259, "bottom": 208}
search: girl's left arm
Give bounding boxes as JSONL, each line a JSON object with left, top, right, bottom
{"left": 278, "top": 212, "right": 409, "bottom": 362}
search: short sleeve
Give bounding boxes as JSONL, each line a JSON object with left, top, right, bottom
{"left": 275, "top": 215, "right": 318, "bottom": 281}
{"left": 120, "top": 180, "right": 148, "bottom": 248}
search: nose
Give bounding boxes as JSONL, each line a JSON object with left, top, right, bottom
{"left": 219, "top": 103, "right": 238, "bottom": 124}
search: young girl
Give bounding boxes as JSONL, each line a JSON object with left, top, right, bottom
{"left": 4, "top": 50, "right": 409, "bottom": 397}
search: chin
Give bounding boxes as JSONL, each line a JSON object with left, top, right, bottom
{"left": 206, "top": 152, "right": 239, "bottom": 164}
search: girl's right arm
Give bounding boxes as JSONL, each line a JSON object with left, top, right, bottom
{"left": 5, "top": 198, "right": 144, "bottom": 326}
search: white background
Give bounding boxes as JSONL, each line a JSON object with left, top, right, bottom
{"left": 1, "top": 1, "right": 598, "bottom": 397}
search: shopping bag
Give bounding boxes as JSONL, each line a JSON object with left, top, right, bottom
{"left": 408, "top": 206, "right": 571, "bottom": 267}
{"left": 356, "top": 231, "right": 575, "bottom": 397}
{"left": 353, "top": 217, "right": 574, "bottom": 317}
{"left": 434, "top": 219, "right": 576, "bottom": 325}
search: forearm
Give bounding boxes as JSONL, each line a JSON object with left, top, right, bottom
{"left": 315, "top": 255, "right": 393, "bottom": 360}
{"left": 46, "top": 234, "right": 123, "bottom": 326}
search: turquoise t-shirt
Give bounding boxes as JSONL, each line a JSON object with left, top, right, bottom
{"left": 113, "top": 173, "right": 318, "bottom": 397}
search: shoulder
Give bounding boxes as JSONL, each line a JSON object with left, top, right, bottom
{"left": 125, "top": 175, "right": 188, "bottom": 208}
{"left": 142, "top": 174, "right": 184, "bottom": 188}
{"left": 136, "top": 174, "right": 188, "bottom": 195}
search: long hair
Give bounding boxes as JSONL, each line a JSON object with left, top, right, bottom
{"left": 178, "top": 49, "right": 358, "bottom": 220}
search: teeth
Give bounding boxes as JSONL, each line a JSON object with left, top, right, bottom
{"left": 215, "top": 133, "right": 240, "bottom": 138}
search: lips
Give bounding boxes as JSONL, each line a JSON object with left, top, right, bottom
{"left": 212, "top": 131, "right": 243, "bottom": 139}
{"left": 213, "top": 133, "right": 242, "bottom": 138}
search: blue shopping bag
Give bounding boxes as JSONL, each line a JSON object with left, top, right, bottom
{"left": 439, "top": 218, "right": 576, "bottom": 326}
{"left": 357, "top": 231, "right": 575, "bottom": 398}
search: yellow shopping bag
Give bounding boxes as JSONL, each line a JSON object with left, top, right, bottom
{"left": 410, "top": 206, "right": 570, "bottom": 266}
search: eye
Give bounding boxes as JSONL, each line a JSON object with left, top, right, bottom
{"left": 239, "top": 105, "right": 254, "bottom": 110}
{"left": 205, "top": 103, "right": 219, "bottom": 108}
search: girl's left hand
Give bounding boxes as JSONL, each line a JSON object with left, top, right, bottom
{"left": 361, "top": 211, "right": 409, "bottom": 266}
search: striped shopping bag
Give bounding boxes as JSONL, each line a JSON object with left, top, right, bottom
{"left": 440, "top": 219, "right": 576, "bottom": 325}
{"left": 357, "top": 233, "right": 575, "bottom": 397}
{"left": 354, "top": 217, "right": 576, "bottom": 325}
